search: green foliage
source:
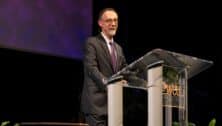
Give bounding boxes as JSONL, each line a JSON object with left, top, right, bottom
{"left": 208, "top": 118, "right": 216, "bottom": 126}
{"left": 172, "top": 118, "right": 216, "bottom": 126}
{"left": 172, "top": 122, "right": 196, "bottom": 126}
{"left": 172, "top": 122, "right": 179, "bottom": 126}
{"left": 0, "top": 121, "right": 20, "bottom": 126}
{"left": 163, "top": 66, "right": 179, "bottom": 84}
{"left": 0, "top": 121, "right": 10, "bottom": 126}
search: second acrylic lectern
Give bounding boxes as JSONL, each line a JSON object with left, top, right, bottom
{"left": 107, "top": 48, "right": 213, "bottom": 126}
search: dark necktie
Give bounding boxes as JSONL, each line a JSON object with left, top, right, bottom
{"left": 109, "top": 42, "right": 117, "bottom": 73}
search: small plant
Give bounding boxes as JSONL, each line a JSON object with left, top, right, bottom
{"left": 208, "top": 118, "right": 216, "bottom": 126}
{"left": 0, "top": 121, "right": 20, "bottom": 126}
{"left": 0, "top": 121, "right": 10, "bottom": 126}
{"left": 172, "top": 118, "right": 216, "bottom": 126}
{"left": 172, "top": 122, "right": 196, "bottom": 126}
{"left": 163, "top": 66, "right": 179, "bottom": 84}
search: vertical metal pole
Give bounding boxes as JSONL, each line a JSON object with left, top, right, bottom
{"left": 164, "top": 97, "right": 172, "bottom": 126}
{"left": 108, "top": 81, "right": 123, "bottom": 126}
{"left": 148, "top": 66, "right": 163, "bottom": 126}
{"left": 179, "top": 68, "right": 188, "bottom": 126}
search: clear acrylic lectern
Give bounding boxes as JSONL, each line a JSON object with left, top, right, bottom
{"left": 107, "top": 48, "right": 213, "bottom": 126}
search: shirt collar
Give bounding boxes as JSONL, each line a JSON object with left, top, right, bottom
{"left": 101, "top": 32, "right": 114, "bottom": 44}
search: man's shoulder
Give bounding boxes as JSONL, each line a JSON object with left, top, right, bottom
{"left": 86, "top": 36, "right": 98, "bottom": 42}
{"left": 86, "top": 34, "right": 104, "bottom": 44}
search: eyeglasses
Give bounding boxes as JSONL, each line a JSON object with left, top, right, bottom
{"left": 103, "top": 18, "right": 118, "bottom": 23}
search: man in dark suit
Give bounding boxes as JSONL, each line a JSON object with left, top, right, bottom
{"left": 81, "top": 8, "right": 127, "bottom": 126}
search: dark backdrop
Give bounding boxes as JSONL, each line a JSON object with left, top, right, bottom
{"left": 93, "top": 1, "right": 221, "bottom": 126}
{"left": 0, "top": 1, "right": 221, "bottom": 126}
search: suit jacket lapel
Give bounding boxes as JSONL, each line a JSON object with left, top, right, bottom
{"left": 97, "top": 34, "right": 114, "bottom": 71}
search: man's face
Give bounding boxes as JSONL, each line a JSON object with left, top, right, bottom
{"left": 98, "top": 10, "right": 118, "bottom": 39}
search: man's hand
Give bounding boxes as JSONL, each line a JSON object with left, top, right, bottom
{"left": 106, "top": 75, "right": 124, "bottom": 85}
{"left": 120, "top": 80, "right": 128, "bottom": 86}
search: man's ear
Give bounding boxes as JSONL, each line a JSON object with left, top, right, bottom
{"left": 98, "top": 20, "right": 103, "bottom": 27}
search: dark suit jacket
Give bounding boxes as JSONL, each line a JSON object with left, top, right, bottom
{"left": 81, "top": 34, "right": 127, "bottom": 116}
